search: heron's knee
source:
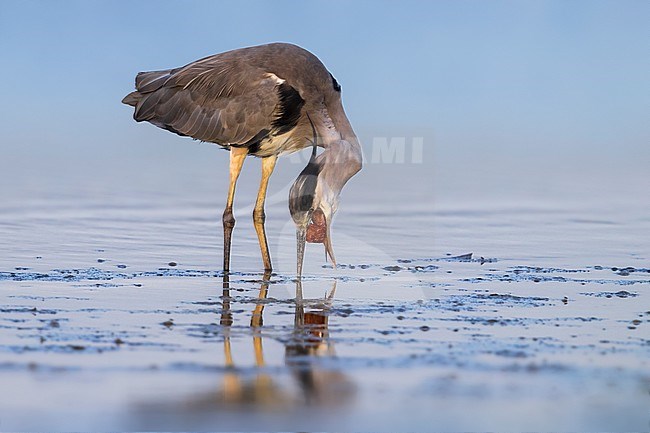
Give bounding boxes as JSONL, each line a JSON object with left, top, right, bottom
{"left": 223, "top": 209, "right": 235, "bottom": 229}
{"left": 253, "top": 208, "right": 265, "bottom": 224}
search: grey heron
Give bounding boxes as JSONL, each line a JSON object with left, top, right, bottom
{"left": 122, "top": 43, "right": 362, "bottom": 275}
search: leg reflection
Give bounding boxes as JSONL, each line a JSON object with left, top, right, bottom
{"left": 251, "top": 271, "right": 274, "bottom": 396}
{"left": 218, "top": 272, "right": 280, "bottom": 407}
{"left": 219, "top": 273, "right": 242, "bottom": 402}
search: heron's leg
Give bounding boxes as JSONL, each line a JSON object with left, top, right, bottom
{"left": 223, "top": 147, "right": 248, "bottom": 272}
{"left": 253, "top": 155, "right": 278, "bottom": 272}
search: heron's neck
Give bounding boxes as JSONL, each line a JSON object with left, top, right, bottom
{"left": 314, "top": 105, "right": 362, "bottom": 197}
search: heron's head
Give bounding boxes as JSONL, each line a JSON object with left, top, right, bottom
{"left": 289, "top": 153, "right": 339, "bottom": 276}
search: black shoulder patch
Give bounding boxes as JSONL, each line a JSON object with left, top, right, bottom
{"left": 329, "top": 73, "right": 341, "bottom": 92}
{"left": 272, "top": 82, "right": 305, "bottom": 135}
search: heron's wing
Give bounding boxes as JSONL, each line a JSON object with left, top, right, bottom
{"left": 125, "top": 56, "right": 304, "bottom": 145}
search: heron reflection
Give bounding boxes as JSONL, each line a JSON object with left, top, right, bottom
{"left": 217, "top": 273, "right": 353, "bottom": 409}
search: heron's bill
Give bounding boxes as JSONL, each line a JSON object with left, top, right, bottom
{"left": 296, "top": 219, "right": 336, "bottom": 278}
{"left": 297, "top": 227, "right": 306, "bottom": 278}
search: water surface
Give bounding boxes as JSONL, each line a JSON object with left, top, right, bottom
{"left": 0, "top": 144, "right": 648, "bottom": 431}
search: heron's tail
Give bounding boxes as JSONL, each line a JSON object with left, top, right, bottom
{"left": 121, "top": 91, "right": 140, "bottom": 107}
{"left": 121, "top": 68, "right": 175, "bottom": 107}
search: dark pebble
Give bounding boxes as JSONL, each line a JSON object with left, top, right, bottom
{"left": 68, "top": 345, "right": 85, "bottom": 351}
{"left": 97, "top": 259, "right": 106, "bottom": 263}
{"left": 116, "top": 264, "right": 127, "bottom": 269}
{"left": 168, "top": 262, "right": 177, "bottom": 267}
{"left": 162, "top": 319, "right": 174, "bottom": 328}
{"left": 114, "top": 338, "right": 124, "bottom": 345}
{"left": 420, "top": 325, "right": 430, "bottom": 331}
{"left": 383, "top": 266, "right": 402, "bottom": 272}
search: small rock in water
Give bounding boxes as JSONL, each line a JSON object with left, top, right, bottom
{"left": 97, "top": 258, "right": 106, "bottom": 263}
{"left": 383, "top": 266, "right": 402, "bottom": 272}
{"left": 116, "top": 264, "right": 127, "bottom": 269}
{"left": 168, "top": 262, "right": 177, "bottom": 267}
{"left": 162, "top": 319, "right": 174, "bottom": 328}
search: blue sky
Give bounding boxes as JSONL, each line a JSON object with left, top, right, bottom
{"left": 0, "top": 0, "right": 647, "bottom": 166}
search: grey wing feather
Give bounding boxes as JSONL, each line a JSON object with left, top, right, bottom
{"left": 123, "top": 57, "right": 288, "bottom": 145}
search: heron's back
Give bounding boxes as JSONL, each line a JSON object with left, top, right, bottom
{"left": 122, "top": 43, "right": 338, "bottom": 155}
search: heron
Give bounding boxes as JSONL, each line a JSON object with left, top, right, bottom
{"left": 122, "top": 43, "right": 362, "bottom": 275}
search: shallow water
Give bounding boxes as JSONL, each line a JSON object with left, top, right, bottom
{"left": 0, "top": 143, "right": 649, "bottom": 431}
